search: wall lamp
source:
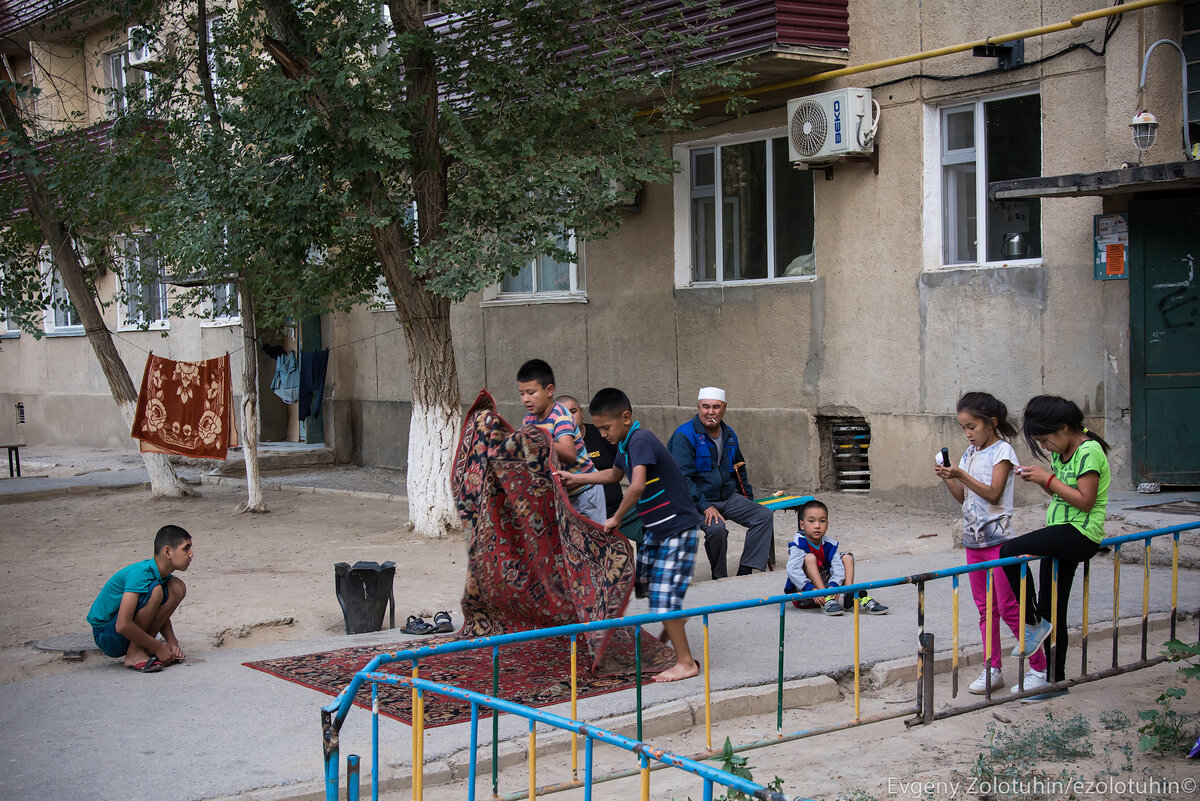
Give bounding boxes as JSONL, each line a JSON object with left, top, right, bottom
{"left": 1131, "top": 38, "right": 1195, "bottom": 159}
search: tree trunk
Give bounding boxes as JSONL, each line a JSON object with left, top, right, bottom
{"left": 21, "top": 170, "right": 195, "bottom": 497}
{"left": 1, "top": 49, "right": 192, "bottom": 498}
{"left": 259, "top": 0, "right": 462, "bottom": 536}
{"left": 402, "top": 311, "right": 461, "bottom": 538}
{"left": 235, "top": 279, "right": 268, "bottom": 513}
{"left": 374, "top": 224, "right": 461, "bottom": 538}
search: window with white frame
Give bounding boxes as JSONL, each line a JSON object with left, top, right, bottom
{"left": 940, "top": 92, "right": 1042, "bottom": 266}
{"left": 499, "top": 232, "right": 579, "bottom": 296}
{"left": 119, "top": 235, "right": 169, "bottom": 329}
{"left": 209, "top": 281, "right": 239, "bottom": 323}
{"left": 205, "top": 14, "right": 225, "bottom": 95}
{"left": 686, "top": 134, "right": 815, "bottom": 284}
{"left": 106, "top": 49, "right": 151, "bottom": 115}
{"left": 41, "top": 249, "right": 83, "bottom": 335}
{"left": 1, "top": 268, "right": 18, "bottom": 337}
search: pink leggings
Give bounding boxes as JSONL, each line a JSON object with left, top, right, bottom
{"left": 967, "top": 545, "right": 1047, "bottom": 672}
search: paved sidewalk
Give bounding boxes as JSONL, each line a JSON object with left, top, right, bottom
{"left": 0, "top": 544, "right": 1196, "bottom": 801}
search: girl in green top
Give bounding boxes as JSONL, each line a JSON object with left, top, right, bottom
{"left": 999, "top": 395, "right": 1111, "bottom": 692}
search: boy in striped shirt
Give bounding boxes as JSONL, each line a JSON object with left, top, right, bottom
{"left": 517, "top": 359, "right": 606, "bottom": 525}
{"left": 558, "top": 387, "right": 702, "bottom": 682}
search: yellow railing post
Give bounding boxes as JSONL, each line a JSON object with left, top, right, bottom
{"left": 1018, "top": 562, "right": 1027, "bottom": 691}
{"left": 951, "top": 576, "right": 960, "bottom": 698}
{"left": 984, "top": 569, "right": 994, "bottom": 701}
{"left": 1113, "top": 545, "right": 1122, "bottom": 669}
{"left": 412, "top": 663, "right": 422, "bottom": 801}
{"left": 1049, "top": 559, "right": 1059, "bottom": 681}
{"left": 570, "top": 635, "right": 578, "bottom": 781}
{"left": 703, "top": 614, "right": 712, "bottom": 752}
{"left": 1142, "top": 539, "right": 1151, "bottom": 661}
{"left": 1081, "top": 560, "right": 1091, "bottom": 675}
{"left": 853, "top": 592, "right": 861, "bottom": 720}
{"left": 1171, "top": 533, "right": 1180, "bottom": 641}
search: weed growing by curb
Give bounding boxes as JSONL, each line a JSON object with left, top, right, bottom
{"left": 1137, "top": 639, "right": 1200, "bottom": 755}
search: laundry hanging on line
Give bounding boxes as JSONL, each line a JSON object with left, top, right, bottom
{"left": 269, "top": 349, "right": 299, "bottom": 404}
{"left": 131, "top": 353, "right": 239, "bottom": 460}
{"left": 299, "top": 349, "right": 329, "bottom": 420}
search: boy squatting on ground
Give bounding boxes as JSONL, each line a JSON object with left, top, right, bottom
{"left": 558, "top": 388, "right": 702, "bottom": 682}
{"left": 517, "top": 359, "right": 607, "bottom": 526}
{"left": 783, "top": 500, "right": 888, "bottom": 616}
{"left": 87, "top": 525, "right": 193, "bottom": 672}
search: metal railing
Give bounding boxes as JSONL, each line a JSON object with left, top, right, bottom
{"left": 321, "top": 520, "right": 1199, "bottom": 800}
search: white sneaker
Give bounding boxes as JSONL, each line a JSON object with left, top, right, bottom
{"left": 1010, "top": 668, "right": 1050, "bottom": 694}
{"left": 968, "top": 666, "right": 1003, "bottom": 695}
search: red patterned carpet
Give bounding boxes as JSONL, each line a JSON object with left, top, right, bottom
{"left": 244, "top": 633, "right": 657, "bottom": 727}
{"left": 245, "top": 390, "right": 676, "bottom": 728}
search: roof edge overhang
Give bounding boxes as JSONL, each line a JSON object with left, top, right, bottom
{"left": 990, "top": 161, "right": 1200, "bottom": 200}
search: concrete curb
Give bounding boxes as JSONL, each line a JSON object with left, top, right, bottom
{"left": 199, "top": 474, "right": 406, "bottom": 503}
{"left": 198, "top": 677, "right": 840, "bottom": 800}
{"left": 0, "top": 481, "right": 151, "bottom": 503}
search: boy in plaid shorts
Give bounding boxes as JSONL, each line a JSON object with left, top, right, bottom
{"left": 558, "top": 388, "right": 703, "bottom": 682}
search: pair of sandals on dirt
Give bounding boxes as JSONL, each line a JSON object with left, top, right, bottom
{"left": 401, "top": 610, "right": 455, "bottom": 636}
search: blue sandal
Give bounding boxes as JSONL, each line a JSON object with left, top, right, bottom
{"left": 401, "top": 615, "right": 435, "bottom": 635}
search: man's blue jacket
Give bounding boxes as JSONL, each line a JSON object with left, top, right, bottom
{"left": 667, "top": 415, "right": 753, "bottom": 511}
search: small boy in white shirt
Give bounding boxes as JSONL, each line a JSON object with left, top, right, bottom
{"left": 783, "top": 500, "right": 887, "bottom": 616}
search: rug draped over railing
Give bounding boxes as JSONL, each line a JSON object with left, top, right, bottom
{"left": 452, "top": 389, "right": 674, "bottom": 677}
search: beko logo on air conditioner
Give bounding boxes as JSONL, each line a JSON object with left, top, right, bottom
{"left": 833, "top": 99, "right": 842, "bottom": 144}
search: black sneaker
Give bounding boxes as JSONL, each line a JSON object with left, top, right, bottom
{"left": 858, "top": 595, "right": 888, "bottom": 615}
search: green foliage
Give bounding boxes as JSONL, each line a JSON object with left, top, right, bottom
{"left": 1164, "top": 638, "right": 1200, "bottom": 682}
{"left": 671, "top": 737, "right": 786, "bottom": 801}
{"left": 0, "top": 66, "right": 173, "bottom": 337}
{"left": 140, "top": 0, "right": 749, "bottom": 319}
{"left": 968, "top": 713, "right": 1092, "bottom": 800}
{"left": 1136, "top": 639, "right": 1200, "bottom": 754}
{"left": 1136, "top": 685, "right": 1197, "bottom": 755}
{"left": 1099, "top": 708, "right": 1131, "bottom": 731}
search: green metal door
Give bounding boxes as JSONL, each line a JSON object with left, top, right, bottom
{"left": 1129, "top": 196, "right": 1200, "bottom": 485}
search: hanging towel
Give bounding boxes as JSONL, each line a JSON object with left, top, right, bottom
{"left": 270, "top": 350, "right": 299, "bottom": 404}
{"left": 298, "top": 348, "right": 330, "bottom": 420}
{"left": 131, "top": 353, "right": 239, "bottom": 459}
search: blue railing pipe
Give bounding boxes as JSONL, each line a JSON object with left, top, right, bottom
{"left": 322, "top": 520, "right": 1200, "bottom": 733}
{"left": 358, "top": 670, "right": 813, "bottom": 801}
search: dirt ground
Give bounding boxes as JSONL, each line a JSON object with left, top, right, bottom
{"left": 0, "top": 481, "right": 982, "bottom": 684}
{"left": 0, "top": 477, "right": 1158, "bottom": 686}
{"left": 419, "top": 655, "right": 1199, "bottom": 801}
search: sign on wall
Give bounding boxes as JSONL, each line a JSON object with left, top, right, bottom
{"left": 1094, "top": 213, "right": 1129, "bottom": 280}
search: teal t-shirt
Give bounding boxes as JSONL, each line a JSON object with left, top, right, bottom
{"left": 1046, "top": 439, "right": 1110, "bottom": 543}
{"left": 86, "top": 559, "right": 167, "bottom": 628}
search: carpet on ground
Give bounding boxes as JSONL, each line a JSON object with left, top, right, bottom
{"left": 244, "top": 389, "right": 673, "bottom": 727}
{"left": 244, "top": 634, "right": 657, "bottom": 727}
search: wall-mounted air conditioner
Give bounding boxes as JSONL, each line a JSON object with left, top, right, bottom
{"left": 127, "top": 26, "right": 158, "bottom": 67}
{"left": 787, "top": 88, "right": 880, "bottom": 164}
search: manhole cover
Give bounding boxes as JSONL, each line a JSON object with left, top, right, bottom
{"left": 34, "top": 632, "right": 99, "bottom": 653}
{"left": 1132, "top": 500, "right": 1200, "bottom": 517}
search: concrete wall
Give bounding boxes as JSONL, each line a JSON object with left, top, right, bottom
{"left": 0, "top": 261, "right": 250, "bottom": 446}
{"left": 318, "top": 0, "right": 1176, "bottom": 501}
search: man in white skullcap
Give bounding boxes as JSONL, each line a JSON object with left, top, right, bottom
{"left": 667, "top": 387, "right": 775, "bottom": 578}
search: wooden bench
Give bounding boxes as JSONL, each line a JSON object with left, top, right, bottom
{"left": 4, "top": 443, "right": 25, "bottom": 478}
